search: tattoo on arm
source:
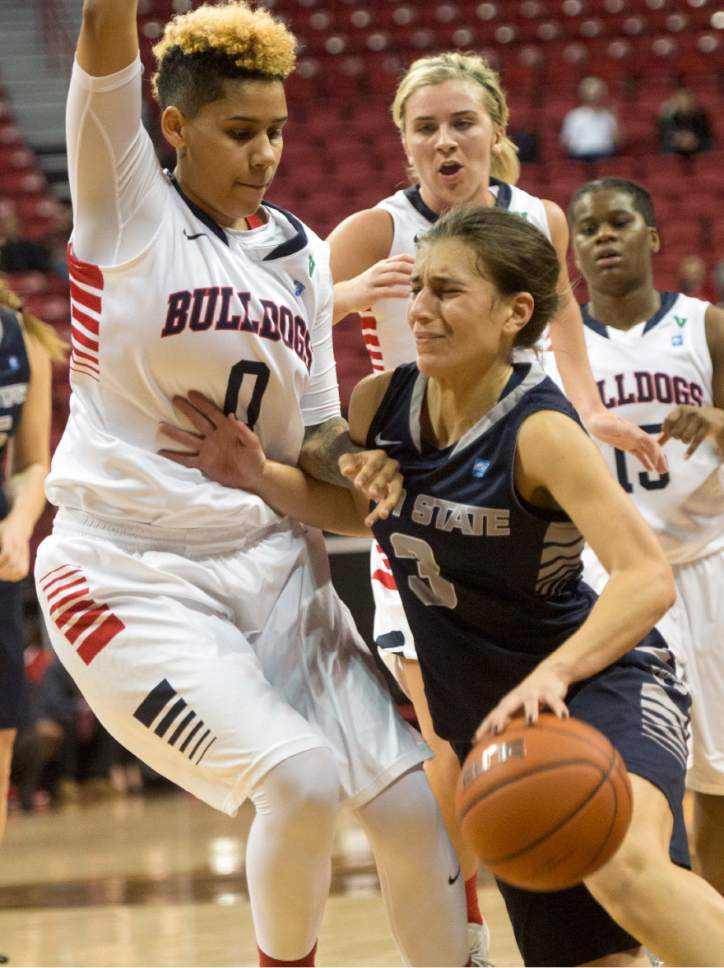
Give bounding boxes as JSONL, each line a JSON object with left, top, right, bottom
{"left": 300, "top": 417, "right": 363, "bottom": 487}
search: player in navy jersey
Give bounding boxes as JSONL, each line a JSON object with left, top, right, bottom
{"left": 33, "top": 4, "right": 474, "bottom": 967}
{"left": 165, "top": 207, "right": 724, "bottom": 966}
{"left": 0, "top": 281, "right": 61, "bottom": 841}
{"left": 324, "top": 54, "right": 664, "bottom": 952}
{"left": 568, "top": 178, "right": 724, "bottom": 896}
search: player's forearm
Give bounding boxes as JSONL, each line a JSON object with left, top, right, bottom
{"left": 6, "top": 463, "right": 48, "bottom": 539}
{"left": 548, "top": 302, "right": 605, "bottom": 421}
{"left": 78, "top": 1, "right": 139, "bottom": 75}
{"left": 704, "top": 406, "right": 724, "bottom": 457}
{"left": 299, "top": 417, "right": 363, "bottom": 486}
{"left": 537, "top": 563, "right": 675, "bottom": 686}
{"left": 332, "top": 280, "right": 366, "bottom": 324}
{"left": 258, "top": 462, "right": 369, "bottom": 536}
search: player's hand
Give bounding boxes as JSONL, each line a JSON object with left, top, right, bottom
{"left": 0, "top": 518, "right": 30, "bottom": 582}
{"left": 475, "top": 668, "right": 570, "bottom": 739}
{"left": 585, "top": 410, "right": 667, "bottom": 474}
{"left": 658, "top": 404, "right": 724, "bottom": 459}
{"left": 339, "top": 450, "right": 402, "bottom": 527}
{"left": 345, "top": 255, "right": 415, "bottom": 310}
{"left": 159, "top": 391, "right": 267, "bottom": 491}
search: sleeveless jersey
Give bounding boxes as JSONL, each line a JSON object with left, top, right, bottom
{"left": 582, "top": 293, "right": 723, "bottom": 564}
{"left": 362, "top": 180, "right": 551, "bottom": 372}
{"left": 47, "top": 57, "right": 341, "bottom": 533}
{"left": 0, "top": 307, "right": 30, "bottom": 521}
{"left": 368, "top": 361, "right": 668, "bottom": 742}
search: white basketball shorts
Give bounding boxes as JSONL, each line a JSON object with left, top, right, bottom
{"left": 370, "top": 541, "right": 417, "bottom": 671}
{"left": 583, "top": 546, "right": 724, "bottom": 794}
{"left": 35, "top": 511, "right": 429, "bottom": 816}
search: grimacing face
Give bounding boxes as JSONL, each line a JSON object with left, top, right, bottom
{"left": 402, "top": 78, "right": 502, "bottom": 215}
{"left": 408, "top": 238, "right": 530, "bottom": 377}
{"left": 163, "top": 77, "right": 288, "bottom": 227}
{"left": 571, "top": 189, "right": 659, "bottom": 296}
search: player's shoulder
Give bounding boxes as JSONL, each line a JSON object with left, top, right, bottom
{"left": 348, "top": 369, "right": 397, "bottom": 446}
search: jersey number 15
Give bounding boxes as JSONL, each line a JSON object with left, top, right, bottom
{"left": 614, "top": 422, "right": 670, "bottom": 494}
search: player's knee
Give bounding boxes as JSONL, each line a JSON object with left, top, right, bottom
{"left": 585, "top": 837, "right": 654, "bottom": 912}
{"left": 359, "top": 767, "right": 442, "bottom": 843}
{"left": 250, "top": 747, "right": 340, "bottom": 825}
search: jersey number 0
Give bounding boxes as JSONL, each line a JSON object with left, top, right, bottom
{"left": 223, "top": 360, "right": 270, "bottom": 431}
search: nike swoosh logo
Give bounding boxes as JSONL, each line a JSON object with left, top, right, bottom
{"left": 374, "top": 434, "right": 402, "bottom": 447}
{"left": 448, "top": 866, "right": 461, "bottom": 885}
{"left": 183, "top": 229, "right": 207, "bottom": 241}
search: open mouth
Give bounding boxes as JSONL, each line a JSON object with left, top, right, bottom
{"left": 439, "top": 161, "right": 463, "bottom": 177}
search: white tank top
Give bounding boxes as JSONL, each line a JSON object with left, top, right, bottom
{"left": 581, "top": 293, "right": 723, "bottom": 564}
{"left": 360, "top": 181, "right": 552, "bottom": 372}
{"left": 47, "top": 57, "right": 340, "bottom": 533}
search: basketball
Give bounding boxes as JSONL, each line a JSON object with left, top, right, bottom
{"left": 456, "top": 714, "right": 633, "bottom": 892}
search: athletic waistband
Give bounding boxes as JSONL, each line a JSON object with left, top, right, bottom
{"left": 53, "top": 507, "right": 294, "bottom": 556}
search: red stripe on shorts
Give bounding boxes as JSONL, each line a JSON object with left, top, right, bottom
{"left": 371, "top": 568, "right": 398, "bottom": 590}
{"left": 77, "top": 613, "right": 125, "bottom": 665}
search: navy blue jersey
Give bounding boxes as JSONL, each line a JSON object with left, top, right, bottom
{"left": 0, "top": 307, "right": 30, "bottom": 521}
{"left": 369, "top": 360, "right": 669, "bottom": 742}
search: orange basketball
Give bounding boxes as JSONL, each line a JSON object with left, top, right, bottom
{"left": 455, "top": 714, "right": 633, "bottom": 892}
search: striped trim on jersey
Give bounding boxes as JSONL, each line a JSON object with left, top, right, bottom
{"left": 361, "top": 311, "right": 385, "bottom": 372}
{"left": 67, "top": 243, "right": 104, "bottom": 382}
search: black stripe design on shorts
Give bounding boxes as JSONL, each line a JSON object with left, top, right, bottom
{"left": 134, "top": 679, "right": 217, "bottom": 765}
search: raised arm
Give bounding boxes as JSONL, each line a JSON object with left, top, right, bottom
{"left": 327, "top": 208, "right": 413, "bottom": 324}
{"left": 478, "top": 409, "right": 675, "bottom": 735}
{"left": 543, "top": 199, "right": 666, "bottom": 473}
{"left": 69, "top": 1, "right": 163, "bottom": 266}
{"left": 76, "top": 1, "right": 139, "bottom": 76}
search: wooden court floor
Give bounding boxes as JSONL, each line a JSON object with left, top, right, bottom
{"left": 0, "top": 789, "right": 523, "bottom": 967}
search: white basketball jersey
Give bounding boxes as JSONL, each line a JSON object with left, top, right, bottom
{"left": 582, "top": 293, "right": 723, "bottom": 564}
{"left": 48, "top": 57, "right": 340, "bottom": 532}
{"left": 361, "top": 181, "right": 552, "bottom": 372}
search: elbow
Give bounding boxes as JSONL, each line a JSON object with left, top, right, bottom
{"left": 648, "top": 560, "right": 676, "bottom": 622}
{"left": 81, "top": 1, "right": 120, "bottom": 32}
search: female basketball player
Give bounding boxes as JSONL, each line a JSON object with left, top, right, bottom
{"left": 164, "top": 207, "right": 724, "bottom": 966}
{"left": 325, "top": 55, "right": 665, "bottom": 952}
{"left": 0, "top": 280, "right": 60, "bottom": 839}
{"left": 568, "top": 177, "right": 724, "bottom": 896}
{"left": 33, "top": 4, "right": 472, "bottom": 966}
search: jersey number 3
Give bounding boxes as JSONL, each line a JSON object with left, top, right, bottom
{"left": 390, "top": 533, "right": 458, "bottom": 609}
{"left": 223, "top": 360, "right": 270, "bottom": 431}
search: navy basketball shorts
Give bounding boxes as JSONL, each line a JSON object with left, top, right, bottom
{"left": 0, "top": 579, "right": 28, "bottom": 730}
{"left": 457, "top": 649, "right": 691, "bottom": 967}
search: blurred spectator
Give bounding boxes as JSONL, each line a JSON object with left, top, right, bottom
{"left": 560, "top": 77, "right": 620, "bottom": 163}
{"left": 510, "top": 127, "right": 540, "bottom": 164}
{"left": 12, "top": 652, "right": 132, "bottom": 808}
{"left": 658, "top": 86, "right": 713, "bottom": 157}
{"left": 678, "top": 254, "right": 715, "bottom": 302}
{"left": 43, "top": 200, "right": 73, "bottom": 282}
{"left": 0, "top": 200, "right": 51, "bottom": 273}
{"left": 713, "top": 260, "right": 724, "bottom": 307}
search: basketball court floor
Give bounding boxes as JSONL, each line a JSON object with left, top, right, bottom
{"left": 0, "top": 789, "right": 522, "bottom": 967}
{"left": 0, "top": 786, "right": 699, "bottom": 966}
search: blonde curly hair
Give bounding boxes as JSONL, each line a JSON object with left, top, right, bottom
{"left": 392, "top": 51, "right": 520, "bottom": 186}
{"left": 152, "top": 1, "right": 296, "bottom": 113}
